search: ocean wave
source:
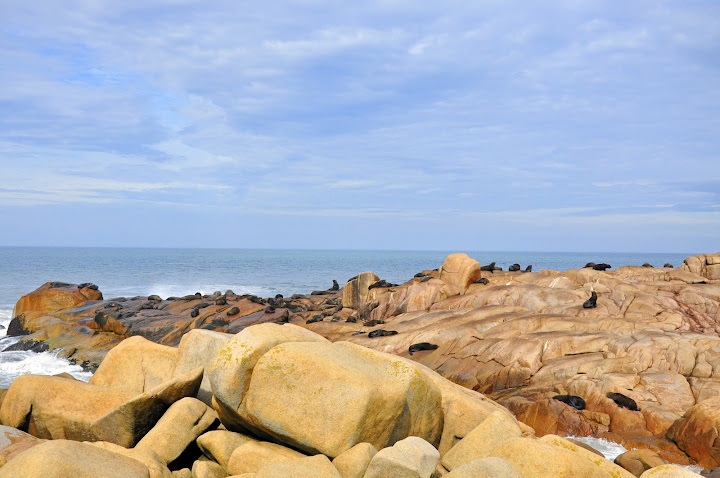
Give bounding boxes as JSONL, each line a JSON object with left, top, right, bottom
{"left": 0, "top": 349, "right": 93, "bottom": 388}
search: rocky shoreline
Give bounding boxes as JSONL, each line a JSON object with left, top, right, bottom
{"left": 1, "top": 252, "right": 719, "bottom": 477}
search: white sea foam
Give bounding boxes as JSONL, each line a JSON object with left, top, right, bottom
{"left": 0, "top": 348, "right": 93, "bottom": 388}
{"left": 567, "top": 436, "right": 705, "bottom": 473}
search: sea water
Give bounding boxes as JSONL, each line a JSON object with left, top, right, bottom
{"left": 0, "top": 247, "right": 697, "bottom": 462}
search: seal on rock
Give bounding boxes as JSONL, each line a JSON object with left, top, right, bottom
{"left": 607, "top": 392, "right": 640, "bottom": 411}
{"left": 306, "top": 315, "right": 323, "bottom": 324}
{"left": 480, "top": 262, "right": 496, "bottom": 272}
{"left": 368, "top": 329, "right": 398, "bottom": 338}
{"left": 664, "top": 263, "right": 674, "bottom": 268}
{"left": 368, "top": 280, "right": 398, "bottom": 289}
{"left": 553, "top": 394, "right": 586, "bottom": 410}
{"left": 473, "top": 278, "right": 490, "bottom": 285}
{"left": 522, "top": 265, "right": 532, "bottom": 273}
{"left": 583, "top": 291, "right": 598, "bottom": 309}
{"left": 593, "top": 263, "right": 612, "bottom": 271}
{"left": 509, "top": 263, "right": 521, "bottom": 272}
{"left": 642, "top": 263, "right": 654, "bottom": 268}
{"left": 408, "top": 342, "right": 439, "bottom": 356}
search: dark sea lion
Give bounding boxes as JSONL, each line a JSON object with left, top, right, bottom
{"left": 225, "top": 289, "right": 236, "bottom": 297}
{"left": 642, "top": 262, "right": 653, "bottom": 268}
{"left": 147, "top": 295, "right": 162, "bottom": 301}
{"left": 368, "top": 329, "right": 398, "bottom": 338}
{"left": 275, "top": 309, "right": 290, "bottom": 323}
{"left": 49, "top": 281, "right": 74, "bottom": 289}
{"left": 414, "top": 272, "right": 425, "bottom": 278}
{"left": 215, "top": 296, "right": 227, "bottom": 306}
{"left": 420, "top": 276, "right": 432, "bottom": 283}
{"left": 584, "top": 262, "right": 597, "bottom": 268}
{"left": 553, "top": 394, "right": 586, "bottom": 410}
{"left": 247, "top": 295, "right": 265, "bottom": 304}
{"left": 368, "top": 280, "right": 398, "bottom": 289}
{"left": 473, "top": 278, "right": 490, "bottom": 285}
{"left": 480, "top": 262, "right": 496, "bottom": 273}
{"left": 346, "top": 316, "right": 358, "bottom": 323}
{"left": 583, "top": 291, "right": 598, "bottom": 309}
{"left": 593, "top": 263, "right": 611, "bottom": 271}
{"left": 363, "top": 319, "right": 385, "bottom": 327}
{"left": 330, "top": 280, "right": 339, "bottom": 291}
{"left": 408, "top": 342, "right": 439, "bottom": 356}
{"left": 264, "top": 306, "right": 275, "bottom": 314}
{"left": 306, "top": 315, "right": 323, "bottom": 324}
{"left": 227, "top": 306, "right": 240, "bottom": 316}
{"left": 190, "top": 309, "right": 199, "bottom": 318}
{"left": 351, "top": 331, "right": 366, "bottom": 336}
{"left": 509, "top": 263, "right": 521, "bottom": 272}
{"left": 664, "top": 263, "right": 674, "bottom": 268}
{"left": 77, "top": 283, "right": 99, "bottom": 290}
{"left": 522, "top": 265, "right": 532, "bottom": 273}
{"left": 607, "top": 392, "right": 640, "bottom": 411}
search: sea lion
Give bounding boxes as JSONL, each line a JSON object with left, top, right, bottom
{"left": 368, "top": 329, "right": 398, "bottom": 338}
{"left": 420, "top": 276, "right": 432, "bottom": 283}
{"left": 473, "top": 278, "right": 490, "bottom": 285}
{"left": 306, "top": 315, "right": 323, "bottom": 324}
{"left": 509, "top": 263, "right": 521, "bottom": 272}
{"left": 77, "top": 283, "right": 99, "bottom": 290}
{"left": 414, "top": 272, "right": 425, "bottom": 278}
{"left": 368, "top": 280, "right": 398, "bottom": 289}
{"left": 215, "top": 296, "right": 227, "bottom": 306}
{"left": 584, "top": 262, "right": 596, "bottom": 268}
{"left": 147, "top": 295, "right": 162, "bottom": 301}
{"left": 275, "top": 309, "right": 290, "bottom": 324}
{"left": 408, "top": 342, "right": 439, "bottom": 356}
{"left": 351, "top": 331, "right": 366, "bottom": 336}
{"left": 522, "top": 265, "right": 532, "bottom": 273}
{"left": 190, "top": 308, "right": 200, "bottom": 318}
{"left": 247, "top": 295, "right": 264, "bottom": 304}
{"left": 227, "top": 306, "right": 240, "bottom": 316}
{"left": 583, "top": 291, "right": 597, "bottom": 309}
{"left": 664, "top": 263, "right": 674, "bottom": 268}
{"left": 480, "top": 262, "right": 496, "bottom": 273}
{"left": 642, "top": 262, "right": 653, "bottom": 268}
{"left": 346, "top": 316, "right": 358, "bottom": 323}
{"left": 264, "top": 306, "right": 275, "bottom": 314}
{"left": 330, "top": 280, "right": 339, "bottom": 291}
{"left": 593, "top": 263, "right": 611, "bottom": 271}
{"left": 607, "top": 392, "right": 640, "bottom": 411}
{"left": 363, "top": 319, "right": 385, "bottom": 327}
{"left": 553, "top": 395, "right": 586, "bottom": 410}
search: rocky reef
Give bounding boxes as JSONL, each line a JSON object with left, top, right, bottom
{"left": 1, "top": 252, "right": 719, "bottom": 476}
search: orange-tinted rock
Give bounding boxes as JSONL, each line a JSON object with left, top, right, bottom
{"left": 667, "top": 396, "right": 720, "bottom": 469}
{"left": 13, "top": 282, "right": 102, "bottom": 317}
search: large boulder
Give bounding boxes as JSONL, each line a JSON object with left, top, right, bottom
{"left": 680, "top": 253, "right": 720, "bottom": 281}
{"left": 615, "top": 449, "right": 666, "bottom": 477}
{"left": 241, "top": 340, "right": 443, "bottom": 457}
{"left": 253, "top": 454, "right": 342, "bottom": 478}
{"left": 444, "top": 457, "right": 521, "bottom": 478}
{"left": 174, "top": 330, "right": 232, "bottom": 405}
{"left": 0, "top": 439, "right": 149, "bottom": 477}
{"left": 438, "top": 253, "right": 482, "bottom": 293}
{"left": 0, "top": 367, "right": 203, "bottom": 447}
{"left": 362, "top": 436, "right": 439, "bottom": 478}
{"left": 208, "top": 323, "right": 328, "bottom": 432}
{"left": 331, "top": 442, "right": 377, "bottom": 478}
{"left": 0, "top": 425, "right": 44, "bottom": 467}
{"left": 89, "top": 336, "right": 178, "bottom": 392}
{"left": 342, "top": 272, "right": 380, "bottom": 309}
{"left": 667, "top": 396, "right": 720, "bottom": 469}
{"left": 441, "top": 410, "right": 523, "bottom": 471}
{"left": 90, "top": 441, "right": 172, "bottom": 478}
{"left": 191, "top": 460, "right": 226, "bottom": 478}
{"left": 639, "top": 464, "right": 704, "bottom": 477}
{"left": 226, "top": 440, "right": 306, "bottom": 475}
{"left": 135, "top": 397, "right": 218, "bottom": 465}
{"left": 13, "top": 282, "right": 102, "bottom": 317}
{"left": 196, "top": 430, "right": 256, "bottom": 470}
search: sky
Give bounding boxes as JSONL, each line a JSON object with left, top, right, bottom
{"left": 0, "top": 1, "right": 718, "bottom": 252}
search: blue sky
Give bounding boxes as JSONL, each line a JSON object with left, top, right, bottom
{"left": 0, "top": 1, "right": 718, "bottom": 251}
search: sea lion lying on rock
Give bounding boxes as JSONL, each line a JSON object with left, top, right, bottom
{"left": 552, "top": 395, "right": 586, "bottom": 410}
{"left": 306, "top": 315, "right": 323, "bottom": 324}
{"left": 408, "top": 343, "right": 439, "bottom": 356}
{"left": 607, "top": 392, "right": 640, "bottom": 411}
{"left": 583, "top": 291, "right": 598, "bottom": 309}
{"left": 509, "top": 264, "right": 521, "bottom": 272}
{"left": 593, "top": 263, "right": 612, "bottom": 271}
{"left": 473, "top": 278, "right": 490, "bottom": 285}
{"left": 664, "top": 263, "right": 674, "bottom": 268}
{"left": 642, "top": 263, "right": 654, "bottom": 268}
{"left": 368, "top": 329, "right": 398, "bottom": 338}
{"left": 368, "top": 280, "right": 398, "bottom": 289}
{"left": 480, "top": 262, "right": 496, "bottom": 272}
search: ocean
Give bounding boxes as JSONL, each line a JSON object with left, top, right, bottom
{"left": 0, "top": 247, "right": 701, "bottom": 464}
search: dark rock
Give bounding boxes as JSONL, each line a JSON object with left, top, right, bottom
{"left": 583, "top": 291, "right": 598, "bottom": 309}
{"left": 3, "top": 339, "right": 49, "bottom": 353}
{"left": 553, "top": 394, "right": 586, "bottom": 410}
{"left": 291, "top": 294, "right": 306, "bottom": 300}
{"left": 106, "top": 302, "right": 123, "bottom": 309}
{"left": 147, "top": 295, "right": 162, "bottom": 301}
{"left": 306, "top": 315, "right": 323, "bottom": 324}
{"left": 664, "top": 263, "right": 674, "bottom": 268}
{"left": 264, "top": 306, "right": 275, "bottom": 314}
{"left": 7, "top": 315, "right": 29, "bottom": 336}
{"left": 48, "top": 281, "right": 74, "bottom": 289}
{"left": 215, "top": 296, "right": 227, "bottom": 306}
{"left": 473, "top": 278, "right": 490, "bottom": 285}
{"left": 408, "top": 342, "right": 438, "bottom": 356}
{"left": 139, "top": 302, "right": 157, "bottom": 310}
{"left": 607, "top": 392, "right": 640, "bottom": 411}
{"left": 346, "top": 317, "right": 358, "bottom": 323}
{"left": 190, "top": 309, "right": 199, "bottom": 318}
{"left": 642, "top": 263, "right": 654, "bottom": 268}
{"left": 368, "top": 329, "right": 398, "bottom": 338}
{"left": 509, "top": 263, "right": 521, "bottom": 272}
